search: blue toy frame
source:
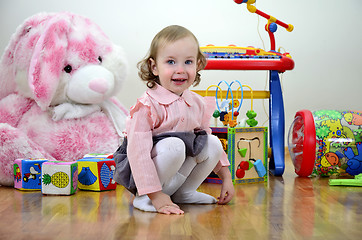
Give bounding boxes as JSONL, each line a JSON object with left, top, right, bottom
{"left": 268, "top": 70, "right": 285, "bottom": 175}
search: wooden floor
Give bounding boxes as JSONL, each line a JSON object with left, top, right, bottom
{"left": 1, "top": 152, "right": 362, "bottom": 240}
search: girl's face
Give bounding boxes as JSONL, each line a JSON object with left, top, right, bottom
{"left": 150, "top": 36, "right": 198, "bottom": 96}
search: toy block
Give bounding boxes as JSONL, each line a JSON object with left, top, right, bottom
{"left": 77, "top": 157, "right": 116, "bottom": 191}
{"left": 207, "top": 126, "right": 268, "bottom": 184}
{"left": 83, "top": 153, "right": 114, "bottom": 159}
{"left": 14, "top": 158, "right": 48, "bottom": 190}
{"left": 254, "top": 159, "right": 267, "bottom": 177}
{"left": 41, "top": 161, "right": 78, "bottom": 195}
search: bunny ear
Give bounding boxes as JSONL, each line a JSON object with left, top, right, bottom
{"left": 28, "top": 14, "right": 70, "bottom": 110}
{"left": 0, "top": 13, "right": 50, "bottom": 99}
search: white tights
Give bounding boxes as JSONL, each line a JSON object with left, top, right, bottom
{"left": 133, "top": 134, "right": 223, "bottom": 212}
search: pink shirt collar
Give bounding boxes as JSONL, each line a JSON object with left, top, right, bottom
{"left": 146, "top": 84, "right": 194, "bottom": 106}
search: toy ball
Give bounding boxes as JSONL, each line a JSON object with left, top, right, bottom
{"left": 213, "top": 110, "right": 220, "bottom": 118}
{"left": 239, "top": 161, "right": 250, "bottom": 170}
{"left": 268, "top": 22, "right": 278, "bottom": 33}
{"left": 236, "top": 168, "right": 245, "bottom": 179}
{"left": 288, "top": 110, "right": 362, "bottom": 177}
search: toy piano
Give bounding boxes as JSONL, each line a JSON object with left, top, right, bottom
{"left": 201, "top": 45, "right": 294, "bottom": 72}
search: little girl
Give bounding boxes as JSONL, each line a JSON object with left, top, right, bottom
{"left": 114, "top": 25, "right": 234, "bottom": 215}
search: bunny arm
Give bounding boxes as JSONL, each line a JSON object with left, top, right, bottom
{"left": 0, "top": 122, "right": 56, "bottom": 186}
{"left": 51, "top": 103, "right": 101, "bottom": 121}
{"left": 0, "top": 93, "right": 35, "bottom": 127}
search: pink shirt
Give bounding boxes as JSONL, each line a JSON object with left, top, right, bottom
{"left": 125, "top": 84, "right": 230, "bottom": 195}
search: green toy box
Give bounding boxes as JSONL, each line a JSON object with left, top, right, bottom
{"left": 207, "top": 126, "right": 268, "bottom": 184}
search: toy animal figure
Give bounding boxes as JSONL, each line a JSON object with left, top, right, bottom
{"left": 344, "top": 142, "right": 362, "bottom": 176}
{"left": 0, "top": 12, "right": 128, "bottom": 186}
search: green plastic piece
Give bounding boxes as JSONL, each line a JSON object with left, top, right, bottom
{"left": 329, "top": 174, "right": 362, "bottom": 187}
{"left": 213, "top": 110, "right": 220, "bottom": 118}
{"left": 246, "top": 118, "right": 258, "bottom": 127}
{"left": 246, "top": 110, "right": 257, "bottom": 119}
{"left": 238, "top": 148, "right": 248, "bottom": 158}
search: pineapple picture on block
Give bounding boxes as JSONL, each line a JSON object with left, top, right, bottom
{"left": 41, "top": 161, "right": 78, "bottom": 195}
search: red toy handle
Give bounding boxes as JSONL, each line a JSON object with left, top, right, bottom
{"left": 233, "top": 0, "right": 294, "bottom": 32}
{"left": 255, "top": 8, "right": 290, "bottom": 30}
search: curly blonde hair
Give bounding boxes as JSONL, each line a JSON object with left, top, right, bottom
{"left": 137, "top": 25, "right": 207, "bottom": 88}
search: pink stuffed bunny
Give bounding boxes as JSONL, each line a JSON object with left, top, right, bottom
{"left": 0, "top": 12, "right": 128, "bottom": 186}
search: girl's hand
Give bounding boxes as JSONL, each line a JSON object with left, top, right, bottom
{"left": 217, "top": 178, "right": 234, "bottom": 205}
{"left": 216, "top": 166, "right": 235, "bottom": 205}
{"left": 157, "top": 204, "right": 184, "bottom": 215}
{"left": 148, "top": 191, "right": 184, "bottom": 215}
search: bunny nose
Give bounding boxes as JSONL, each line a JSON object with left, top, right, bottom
{"left": 89, "top": 78, "right": 108, "bottom": 94}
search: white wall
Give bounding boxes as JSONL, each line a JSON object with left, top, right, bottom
{"left": 1, "top": 0, "right": 362, "bottom": 144}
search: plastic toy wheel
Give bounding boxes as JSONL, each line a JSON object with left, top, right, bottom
{"left": 287, "top": 110, "right": 316, "bottom": 177}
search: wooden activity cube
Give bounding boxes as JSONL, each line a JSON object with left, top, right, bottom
{"left": 14, "top": 158, "right": 48, "bottom": 190}
{"left": 41, "top": 161, "right": 78, "bottom": 195}
{"left": 77, "top": 157, "right": 116, "bottom": 191}
{"left": 208, "top": 127, "right": 268, "bottom": 184}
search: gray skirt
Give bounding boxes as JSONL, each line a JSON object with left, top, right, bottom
{"left": 113, "top": 130, "right": 207, "bottom": 195}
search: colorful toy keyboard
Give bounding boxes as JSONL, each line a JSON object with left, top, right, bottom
{"left": 201, "top": 45, "right": 294, "bottom": 72}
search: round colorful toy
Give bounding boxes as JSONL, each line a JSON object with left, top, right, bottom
{"left": 288, "top": 110, "right": 362, "bottom": 177}
{"left": 208, "top": 80, "right": 258, "bottom": 128}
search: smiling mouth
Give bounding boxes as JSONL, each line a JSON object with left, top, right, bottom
{"left": 172, "top": 78, "right": 187, "bottom": 83}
